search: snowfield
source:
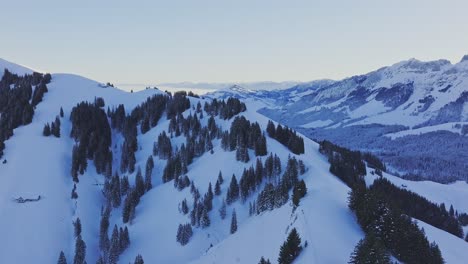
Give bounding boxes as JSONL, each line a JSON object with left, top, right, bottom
{"left": 0, "top": 60, "right": 467, "bottom": 263}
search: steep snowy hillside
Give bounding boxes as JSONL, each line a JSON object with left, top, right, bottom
{"left": 0, "top": 60, "right": 467, "bottom": 264}
{"left": 213, "top": 56, "right": 468, "bottom": 182}
{"left": 0, "top": 58, "right": 34, "bottom": 77}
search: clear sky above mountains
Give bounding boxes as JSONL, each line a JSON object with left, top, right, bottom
{"left": 1, "top": 0, "right": 467, "bottom": 86}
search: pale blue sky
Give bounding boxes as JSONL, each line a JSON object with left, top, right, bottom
{"left": 1, "top": 0, "right": 467, "bottom": 86}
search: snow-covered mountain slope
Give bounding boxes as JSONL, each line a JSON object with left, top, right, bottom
{"left": 0, "top": 72, "right": 163, "bottom": 263}
{"left": 0, "top": 59, "right": 467, "bottom": 264}
{"left": 0, "top": 58, "right": 34, "bottom": 77}
{"left": 211, "top": 56, "right": 468, "bottom": 182}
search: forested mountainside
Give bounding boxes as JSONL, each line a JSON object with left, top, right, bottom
{"left": 210, "top": 56, "right": 468, "bottom": 183}
{"left": 0, "top": 59, "right": 467, "bottom": 264}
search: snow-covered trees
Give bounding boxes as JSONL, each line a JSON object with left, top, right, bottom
{"left": 99, "top": 207, "right": 111, "bottom": 252}
{"left": 230, "top": 209, "right": 237, "bottom": 234}
{"left": 154, "top": 131, "right": 172, "bottom": 159}
{"left": 57, "top": 251, "right": 67, "bottom": 264}
{"left": 181, "top": 198, "right": 189, "bottom": 214}
{"left": 73, "top": 235, "right": 86, "bottom": 264}
{"left": 176, "top": 223, "right": 193, "bottom": 245}
{"left": 43, "top": 123, "right": 51, "bottom": 136}
{"left": 203, "top": 97, "right": 246, "bottom": 120}
{"left": 348, "top": 232, "right": 390, "bottom": 264}
{"left": 108, "top": 225, "right": 120, "bottom": 264}
{"left": 292, "top": 180, "right": 307, "bottom": 207}
{"left": 266, "top": 120, "right": 304, "bottom": 155}
{"left": 226, "top": 116, "right": 267, "bottom": 158}
{"left": 70, "top": 101, "right": 112, "bottom": 180}
{"left": 0, "top": 70, "right": 50, "bottom": 157}
{"left": 73, "top": 218, "right": 82, "bottom": 237}
{"left": 134, "top": 254, "right": 144, "bottom": 264}
{"left": 278, "top": 228, "right": 302, "bottom": 264}
{"left": 226, "top": 174, "right": 239, "bottom": 204}
{"left": 348, "top": 180, "right": 445, "bottom": 264}
{"left": 145, "top": 155, "right": 154, "bottom": 190}
{"left": 108, "top": 224, "right": 131, "bottom": 263}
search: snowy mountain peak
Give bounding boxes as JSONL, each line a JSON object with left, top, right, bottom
{"left": 390, "top": 58, "right": 451, "bottom": 73}
{"left": 460, "top": 54, "right": 468, "bottom": 63}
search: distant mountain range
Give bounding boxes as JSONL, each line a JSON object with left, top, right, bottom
{"left": 210, "top": 56, "right": 468, "bottom": 182}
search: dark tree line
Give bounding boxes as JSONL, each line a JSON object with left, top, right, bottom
{"left": 321, "top": 140, "right": 463, "bottom": 238}
{"left": 203, "top": 97, "right": 246, "bottom": 120}
{"left": 319, "top": 141, "right": 445, "bottom": 263}
{"left": 319, "top": 140, "right": 366, "bottom": 188}
{"left": 0, "top": 69, "right": 51, "bottom": 157}
{"left": 70, "top": 101, "right": 112, "bottom": 182}
{"left": 266, "top": 120, "right": 304, "bottom": 155}
{"left": 370, "top": 178, "right": 463, "bottom": 238}
{"left": 221, "top": 116, "right": 267, "bottom": 161}
{"left": 349, "top": 180, "right": 444, "bottom": 264}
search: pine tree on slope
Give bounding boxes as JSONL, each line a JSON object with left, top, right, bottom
{"left": 57, "top": 251, "right": 67, "bottom": 264}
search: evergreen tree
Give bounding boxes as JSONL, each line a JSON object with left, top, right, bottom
{"left": 99, "top": 207, "right": 110, "bottom": 252}
{"left": 181, "top": 199, "right": 189, "bottom": 214}
{"left": 219, "top": 198, "right": 227, "bottom": 220}
{"left": 214, "top": 179, "right": 221, "bottom": 196}
{"left": 121, "top": 176, "right": 130, "bottom": 196}
{"left": 108, "top": 225, "right": 120, "bottom": 264}
{"left": 134, "top": 254, "right": 144, "bottom": 264}
{"left": 292, "top": 180, "right": 307, "bottom": 207}
{"left": 278, "top": 228, "right": 302, "bottom": 264}
{"left": 60, "top": 107, "right": 64, "bottom": 118}
{"left": 226, "top": 174, "right": 239, "bottom": 204}
{"left": 230, "top": 209, "right": 237, "bottom": 234}
{"left": 74, "top": 218, "right": 82, "bottom": 237}
{"left": 121, "top": 226, "right": 130, "bottom": 252}
{"left": 57, "top": 251, "right": 67, "bottom": 264}
{"left": 218, "top": 171, "right": 224, "bottom": 184}
{"left": 259, "top": 257, "right": 271, "bottom": 264}
{"left": 201, "top": 206, "right": 210, "bottom": 228}
{"left": 348, "top": 233, "right": 390, "bottom": 264}
{"left": 145, "top": 156, "right": 154, "bottom": 190}
{"left": 111, "top": 173, "right": 121, "bottom": 208}
{"left": 176, "top": 223, "right": 193, "bottom": 245}
{"left": 135, "top": 167, "right": 145, "bottom": 198}
{"left": 53, "top": 116, "right": 61, "bottom": 137}
{"left": 207, "top": 182, "right": 214, "bottom": 200}
{"left": 73, "top": 235, "right": 86, "bottom": 264}
{"left": 43, "top": 123, "right": 51, "bottom": 136}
